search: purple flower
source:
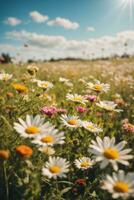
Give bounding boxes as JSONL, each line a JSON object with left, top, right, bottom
{"left": 85, "top": 95, "right": 97, "bottom": 102}
{"left": 40, "top": 106, "right": 57, "bottom": 116}
{"left": 40, "top": 106, "right": 67, "bottom": 116}
{"left": 76, "top": 106, "right": 88, "bottom": 113}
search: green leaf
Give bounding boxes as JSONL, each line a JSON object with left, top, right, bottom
{"left": 60, "top": 187, "right": 72, "bottom": 195}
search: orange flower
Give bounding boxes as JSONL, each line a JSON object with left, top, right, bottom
{"left": 12, "top": 83, "right": 28, "bottom": 93}
{"left": 16, "top": 145, "right": 33, "bottom": 157}
{"left": 0, "top": 150, "right": 10, "bottom": 159}
{"left": 6, "top": 92, "right": 14, "bottom": 98}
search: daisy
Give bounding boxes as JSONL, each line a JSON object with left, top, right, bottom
{"left": 0, "top": 72, "right": 12, "bottom": 81}
{"left": 37, "top": 81, "right": 53, "bottom": 90}
{"left": 42, "top": 157, "right": 70, "bottom": 179}
{"left": 82, "top": 121, "right": 103, "bottom": 133}
{"left": 102, "top": 170, "right": 134, "bottom": 199}
{"left": 31, "top": 78, "right": 41, "bottom": 83}
{"left": 89, "top": 136, "right": 133, "bottom": 170}
{"left": 64, "top": 81, "right": 73, "bottom": 87}
{"left": 96, "top": 101, "right": 123, "bottom": 112}
{"left": 39, "top": 146, "right": 55, "bottom": 155}
{"left": 74, "top": 157, "right": 94, "bottom": 170}
{"left": 60, "top": 114, "right": 82, "bottom": 128}
{"left": 31, "top": 128, "right": 65, "bottom": 146}
{"left": 14, "top": 115, "right": 53, "bottom": 138}
{"left": 87, "top": 80, "right": 110, "bottom": 93}
{"left": 59, "top": 77, "right": 70, "bottom": 83}
{"left": 66, "top": 93, "right": 88, "bottom": 105}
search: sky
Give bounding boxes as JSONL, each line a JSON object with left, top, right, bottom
{"left": 0, "top": 0, "right": 134, "bottom": 61}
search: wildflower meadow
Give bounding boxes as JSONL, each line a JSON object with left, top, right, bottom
{"left": 0, "top": 58, "right": 134, "bottom": 200}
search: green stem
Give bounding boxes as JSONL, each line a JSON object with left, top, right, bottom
{"left": 3, "top": 161, "right": 9, "bottom": 200}
{"left": 0, "top": 115, "right": 13, "bottom": 131}
{"left": 55, "top": 180, "right": 62, "bottom": 200}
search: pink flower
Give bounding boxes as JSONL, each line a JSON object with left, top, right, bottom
{"left": 40, "top": 106, "right": 57, "bottom": 116}
{"left": 122, "top": 122, "right": 134, "bottom": 133}
{"left": 40, "top": 106, "right": 67, "bottom": 116}
{"left": 85, "top": 95, "right": 97, "bottom": 102}
{"left": 76, "top": 106, "right": 88, "bottom": 113}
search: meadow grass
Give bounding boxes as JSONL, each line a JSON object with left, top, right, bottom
{"left": 0, "top": 58, "right": 134, "bottom": 200}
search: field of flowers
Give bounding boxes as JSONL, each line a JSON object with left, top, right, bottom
{"left": 0, "top": 58, "right": 134, "bottom": 200}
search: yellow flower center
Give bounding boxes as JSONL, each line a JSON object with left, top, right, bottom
{"left": 25, "top": 126, "right": 40, "bottom": 134}
{"left": 94, "top": 84, "right": 103, "bottom": 92}
{"left": 86, "top": 124, "right": 94, "bottom": 130}
{"left": 50, "top": 166, "right": 61, "bottom": 174}
{"left": 105, "top": 106, "right": 113, "bottom": 111}
{"left": 42, "top": 83, "right": 49, "bottom": 88}
{"left": 3, "top": 75, "right": 9, "bottom": 81}
{"left": 81, "top": 161, "right": 90, "bottom": 168}
{"left": 74, "top": 97, "right": 82, "bottom": 101}
{"left": 114, "top": 182, "right": 129, "bottom": 193}
{"left": 68, "top": 119, "right": 78, "bottom": 125}
{"left": 104, "top": 148, "right": 119, "bottom": 160}
{"left": 41, "top": 135, "right": 54, "bottom": 143}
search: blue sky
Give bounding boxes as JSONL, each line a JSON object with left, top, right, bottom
{"left": 0, "top": 0, "right": 134, "bottom": 60}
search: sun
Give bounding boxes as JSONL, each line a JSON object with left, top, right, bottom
{"left": 118, "top": 0, "right": 134, "bottom": 24}
{"left": 119, "top": 0, "right": 134, "bottom": 10}
{"left": 119, "top": 0, "right": 134, "bottom": 8}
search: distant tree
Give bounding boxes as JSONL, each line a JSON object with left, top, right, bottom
{"left": 50, "top": 58, "right": 55, "bottom": 62}
{"left": 1, "top": 53, "right": 12, "bottom": 63}
{"left": 28, "top": 59, "right": 35, "bottom": 63}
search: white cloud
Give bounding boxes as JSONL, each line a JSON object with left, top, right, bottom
{"left": 6, "top": 30, "right": 66, "bottom": 48}
{"left": 4, "top": 17, "right": 22, "bottom": 26}
{"left": 3, "top": 30, "right": 134, "bottom": 61}
{"left": 87, "top": 26, "right": 95, "bottom": 32}
{"left": 47, "top": 17, "right": 79, "bottom": 29}
{"left": 29, "top": 11, "right": 49, "bottom": 23}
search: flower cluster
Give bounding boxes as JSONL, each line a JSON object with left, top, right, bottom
{"left": 0, "top": 63, "right": 133, "bottom": 200}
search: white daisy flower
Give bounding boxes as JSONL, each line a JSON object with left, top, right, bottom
{"left": 14, "top": 115, "right": 53, "bottom": 138}
{"left": 59, "top": 77, "right": 70, "bottom": 83}
{"left": 0, "top": 72, "right": 12, "bottom": 81}
{"left": 37, "top": 81, "right": 53, "bottom": 90}
{"left": 31, "top": 78, "right": 41, "bottom": 83}
{"left": 87, "top": 80, "right": 110, "bottom": 93}
{"left": 31, "top": 128, "right": 65, "bottom": 146}
{"left": 66, "top": 93, "right": 88, "bottom": 105}
{"left": 96, "top": 101, "right": 123, "bottom": 112}
{"left": 60, "top": 114, "right": 82, "bottom": 128}
{"left": 39, "top": 146, "right": 55, "bottom": 155}
{"left": 74, "top": 157, "right": 94, "bottom": 170}
{"left": 102, "top": 170, "right": 134, "bottom": 199}
{"left": 78, "top": 78, "right": 86, "bottom": 84}
{"left": 42, "top": 157, "right": 70, "bottom": 179}
{"left": 89, "top": 136, "right": 133, "bottom": 170}
{"left": 64, "top": 81, "right": 73, "bottom": 87}
{"left": 82, "top": 121, "right": 103, "bottom": 133}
